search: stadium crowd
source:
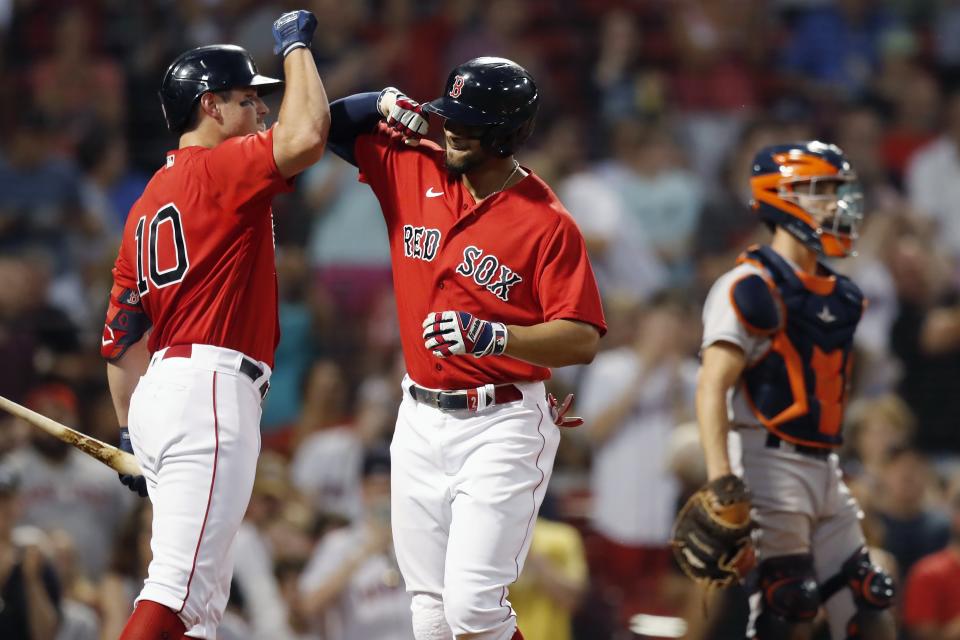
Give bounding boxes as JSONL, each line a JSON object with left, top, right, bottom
{"left": 1, "top": 0, "right": 960, "bottom": 638}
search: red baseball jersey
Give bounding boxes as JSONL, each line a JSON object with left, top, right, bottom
{"left": 354, "top": 123, "right": 606, "bottom": 389}
{"left": 107, "top": 128, "right": 292, "bottom": 367}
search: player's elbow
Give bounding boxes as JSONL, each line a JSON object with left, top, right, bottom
{"left": 274, "top": 122, "right": 328, "bottom": 177}
{"left": 568, "top": 324, "right": 600, "bottom": 365}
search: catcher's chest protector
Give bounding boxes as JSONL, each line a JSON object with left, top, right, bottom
{"left": 736, "top": 245, "right": 863, "bottom": 447}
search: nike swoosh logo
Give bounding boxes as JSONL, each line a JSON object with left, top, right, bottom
{"left": 426, "top": 187, "right": 444, "bottom": 198}
{"left": 101, "top": 326, "right": 114, "bottom": 346}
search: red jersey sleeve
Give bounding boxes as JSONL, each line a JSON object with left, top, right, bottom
{"left": 202, "top": 127, "right": 293, "bottom": 210}
{"left": 353, "top": 122, "right": 401, "bottom": 189}
{"left": 535, "top": 214, "right": 606, "bottom": 334}
{"left": 903, "top": 560, "right": 943, "bottom": 627}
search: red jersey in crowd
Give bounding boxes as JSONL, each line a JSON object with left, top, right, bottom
{"left": 903, "top": 547, "right": 960, "bottom": 631}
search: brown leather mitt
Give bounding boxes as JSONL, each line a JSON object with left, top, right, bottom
{"left": 670, "top": 474, "right": 756, "bottom": 588}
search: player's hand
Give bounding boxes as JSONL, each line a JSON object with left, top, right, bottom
{"left": 118, "top": 427, "right": 148, "bottom": 498}
{"left": 378, "top": 87, "right": 428, "bottom": 145}
{"left": 547, "top": 393, "right": 583, "bottom": 428}
{"left": 272, "top": 10, "right": 318, "bottom": 57}
{"left": 422, "top": 311, "right": 508, "bottom": 358}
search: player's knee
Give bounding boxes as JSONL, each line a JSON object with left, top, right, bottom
{"left": 411, "top": 593, "right": 453, "bottom": 640}
{"left": 442, "top": 587, "right": 510, "bottom": 637}
{"left": 755, "top": 554, "right": 820, "bottom": 631}
{"left": 839, "top": 547, "right": 895, "bottom": 610}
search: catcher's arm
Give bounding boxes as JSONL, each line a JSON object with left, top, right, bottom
{"left": 696, "top": 342, "right": 746, "bottom": 480}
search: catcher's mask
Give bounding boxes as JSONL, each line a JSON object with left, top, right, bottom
{"left": 750, "top": 141, "right": 863, "bottom": 258}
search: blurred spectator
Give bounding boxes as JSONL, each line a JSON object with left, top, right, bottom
{"left": 0, "top": 465, "right": 61, "bottom": 640}
{"left": 75, "top": 124, "right": 148, "bottom": 239}
{"left": 887, "top": 221, "right": 960, "bottom": 454}
{"left": 293, "top": 370, "right": 397, "bottom": 522}
{"left": 6, "top": 383, "right": 133, "bottom": 580}
{"left": 48, "top": 529, "right": 100, "bottom": 640}
{"left": 298, "top": 446, "right": 413, "bottom": 640}
{"left": 594, "top": 118, "right": 704, "bottom": 285}
{"left": 29, "top": 7, "right": 124, "bottom": 145}
{"left": 906, "top": 89, "right": 960, "bottom": 261}
{"left": 781, "top": 0, "right": 899, "bottom": 100}
{"left": 842, "top": 394, "right": 916, "bottom": 500}
{"left": 233, "top": 453, "right": 302, "bottom": 640}
{"left": 275, "top": 557, "right": 322, "bottom": 640}
{"left": 577, "top": 292, "right": 698, "bottom": 623}
{"left": 559, "top": 160, "right": 667, "bottom": 304}
{"left": 878, "top": 66, "right": 940, "bottom": 185}
{"left": 98, "top": 501, "right": 152, "bottom": 640}
{"left": 693, "top": 118, "right": 777, "bottom": 259}
{"left": 874, "top": 445, "right": 950, "bottom": 576}
{"left": 833, "top": 103, "right": 902, "bottom": 212}
{"left": 592, "top": 8, "right": 667, "bottom": 123}
{"left": 303, "top": 154, "right": 391, "bottom": 329}
{"left": 933, "top": 0, "right": 960, "bottom": 72}
{"left": 262, "top": 248, "right": 321, "bottom": 441}
{"left": 290, "top": 361, "right": 361, "bottom": 521}
{"left": 668, "top": 0, "right": 760, "bottom": 113}
{"left": 508, "top": 493, "right": 587, "bottom": 640}
{"left": 0, "top": 112, "right": 84, "bottom": 265}
{"left": 902, "top": 473, "right": 960, "bottom": 639}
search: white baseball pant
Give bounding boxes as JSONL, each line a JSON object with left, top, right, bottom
{"left": 390, "top": 376, "right": 560, "bottom": 640}
{"left": 127, "top": 344, "right": 269, "bottom": 639}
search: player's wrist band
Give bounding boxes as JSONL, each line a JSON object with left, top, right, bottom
{"left": 491, "top": 322, "right": 508, "bottom": 356}
{"left": 282, "top": 41, "right": 307, "bottom": 57}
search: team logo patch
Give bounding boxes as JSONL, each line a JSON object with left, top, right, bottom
{"left": 455, "top": 245, "right": 523, "bottom": 301}
{"left": 449, "top": 75, "right": 465, "bottom": 98}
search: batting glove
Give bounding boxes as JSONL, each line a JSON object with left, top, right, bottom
{"left": 118, "top": 427, "right": 147, "bottom": 498}
{"left": 272, "top": 10, "right": 318, "bottom": 57}
{"left": 548, "top": 393, "right": 584, "bottom": 428}
{"left": 422, "top": 311, "right": 508, "bottom": 358}
{"left": 379, "top": 87, "right": 428, "bottom": 142}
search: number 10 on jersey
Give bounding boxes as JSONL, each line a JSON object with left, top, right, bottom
{"left": 135, "top": 204, "right": 190, "bottom": 296}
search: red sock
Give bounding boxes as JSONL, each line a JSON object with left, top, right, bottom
{"left": 512, "top": 629, "right": 525, "bottom": 640}
{"left": 118, "top": 599, "right": 187, "bottom": 640}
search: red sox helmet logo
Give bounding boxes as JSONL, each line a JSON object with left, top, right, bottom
{"left": 449, "top": 75, "right": 465, "bottom": 98}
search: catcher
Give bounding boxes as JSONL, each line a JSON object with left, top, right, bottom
{"left": 673, "top": 142, "right": 895, "bottom": 639}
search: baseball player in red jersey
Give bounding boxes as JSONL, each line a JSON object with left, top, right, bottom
{"left": 325, "top": 57, "right": 606, "bottom": 640}
{"left": 99, "top": 11, "right": 328, "bottom": 639}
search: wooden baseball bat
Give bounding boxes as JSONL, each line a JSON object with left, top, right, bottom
{"left": 0, "top": 394, "right": 142, "bottom": 476}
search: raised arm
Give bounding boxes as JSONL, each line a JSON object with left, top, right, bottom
{"left": 328, "top": 87, "right": 427, "bottom": 165}
{"left": 271, "top": 11, "right": 330, "bottom": 179}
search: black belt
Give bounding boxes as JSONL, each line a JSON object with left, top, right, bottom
{"left": 162, "top": 345, "right": 270, "bottom": 399}
{"left": 765, "top": 433, "right": 832, "bottom": 459}
{"left": 408, "top": 383, "right": 523, "bottom": 411}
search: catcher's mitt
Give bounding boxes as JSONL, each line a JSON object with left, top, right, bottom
{"left": 670, "top": 474, "right": 756, "bottom": 588}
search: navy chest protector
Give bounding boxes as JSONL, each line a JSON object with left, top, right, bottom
{"left": 733, "top": 246, "right": 864, "bottom": 448}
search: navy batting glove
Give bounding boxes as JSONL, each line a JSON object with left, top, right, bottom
{"left": 272, "top": 10, "right": 318, "bottom": 57}
{"left": 118, "top": 427, "right": 148, "bottom": 498}
{"left": 422, "top": 311, "right": 508, "bottom": 358}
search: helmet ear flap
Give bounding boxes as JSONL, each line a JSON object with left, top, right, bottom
{"left": 481, "top": 116, "right": 537, "bottom": 158}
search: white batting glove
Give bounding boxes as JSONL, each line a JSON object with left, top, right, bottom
{"left": 378, "top": 86, "right": 428, "bottom": 144}
{"left": 422, "top": 311, "right": 508, "bottom": 358}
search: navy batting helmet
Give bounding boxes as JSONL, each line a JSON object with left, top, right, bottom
{"left": 750, "top": 141, "right": 863, "bottom": 258}
{"left": 423, "top": 57, "right": 539, "bottom": 157}
{"left": 159, "top": 45, "right": 283, "bottom": 135}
